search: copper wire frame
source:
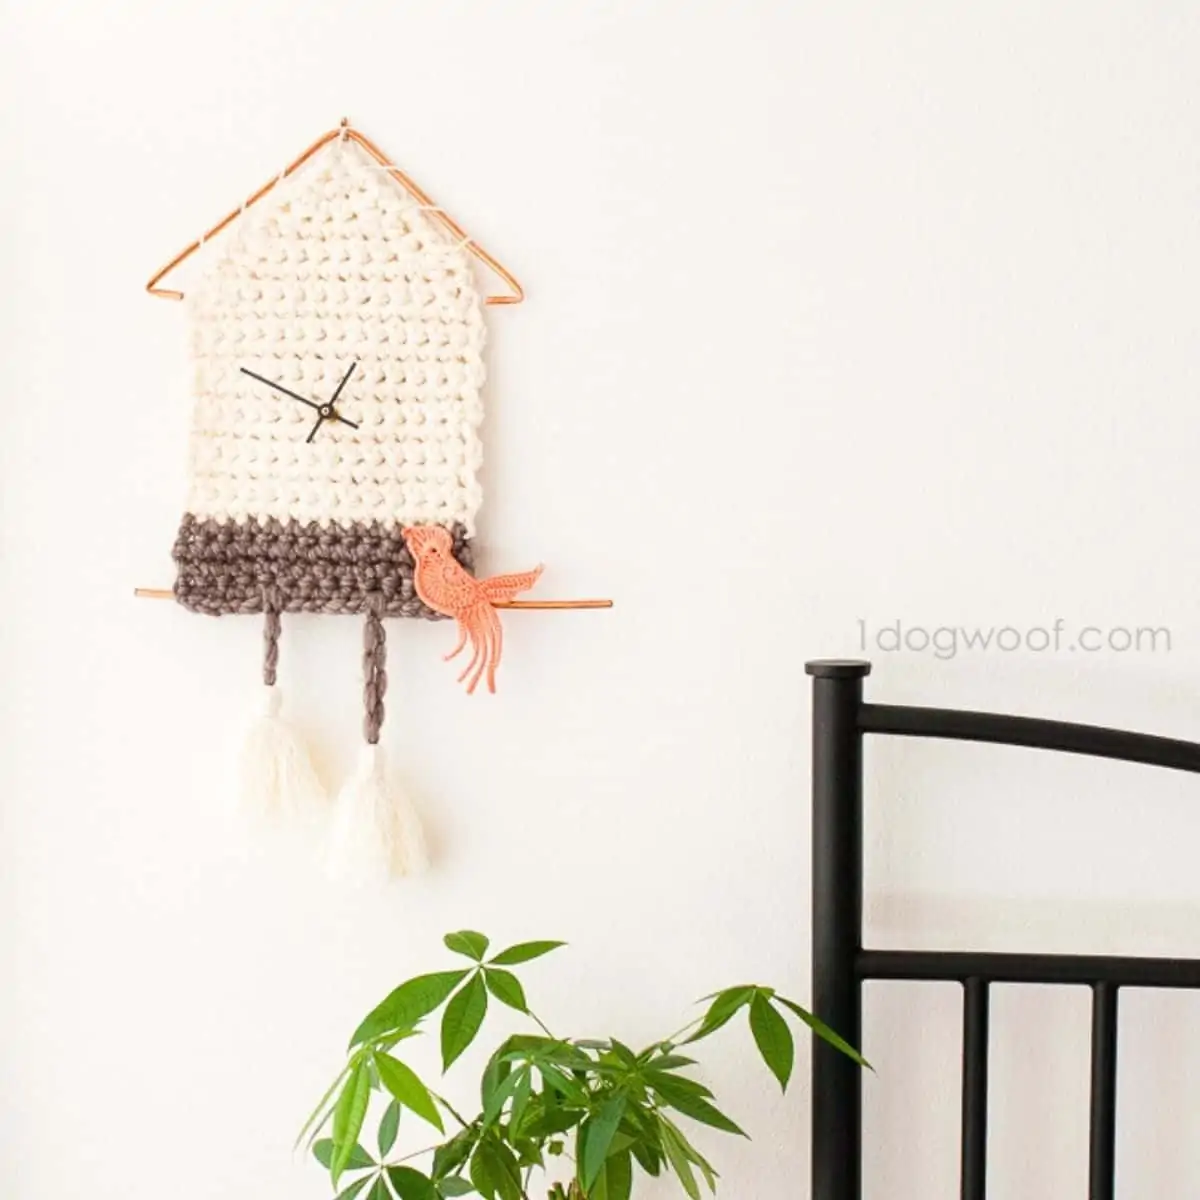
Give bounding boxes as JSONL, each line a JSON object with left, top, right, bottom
{"left": 139, "top": 121, "right": 609, "bottom": 610}
{"left": 144, "top": 118, "right": 524, "bottom": 305}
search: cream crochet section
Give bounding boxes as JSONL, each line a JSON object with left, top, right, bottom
{"left": 183, "top": 138, "right": 486, "bottom": 534}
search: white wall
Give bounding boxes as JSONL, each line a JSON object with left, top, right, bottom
{"left": 3, "top": 2, "right": 1200, "bottom": 1196}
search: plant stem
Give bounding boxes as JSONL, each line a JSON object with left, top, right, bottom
{"left": 659, "top": 1015, "right": 704, "bottom": 1047}
{"left": 527, "top": 1008, "right": 557, "bottom": 1040}
{"left": 390, "top": 1141, "right": 443, "bottom": 1166}
{"left": 432, "top": 1091, "right": 472, "bottom": 1129}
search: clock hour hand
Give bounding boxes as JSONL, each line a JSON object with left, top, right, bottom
{"left": 239, "top": 367, "right": 321, "bottom": 411}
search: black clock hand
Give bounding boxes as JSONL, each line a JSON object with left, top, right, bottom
{"left": 240, "top": 363, "right": 359, "bottom": 437}
{"left": 329, "top": 361, "right": 356, "bottom": 405}
{"left": 327, "top": 362, "right": 360, "bottom": 428}
{"left": 239, "top": 368, "right": 321, "bottom": 411}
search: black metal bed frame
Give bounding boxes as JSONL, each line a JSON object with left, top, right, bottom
{"left": 806, "top": 659, "right": 1200, "bottom": 1200}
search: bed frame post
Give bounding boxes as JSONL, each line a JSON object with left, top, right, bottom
{"left": 806, "top": 659, "right": 870, "bottom": 1200}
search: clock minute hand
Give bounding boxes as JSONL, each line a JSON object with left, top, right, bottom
{"left": 326, "top": 361, "right": 360, "bottom": 429}
{"left": 329, "top": 361, "right": 356, "bottom": 405}
{"left": 239, "top": 367, "right": 321, "bottom": 411}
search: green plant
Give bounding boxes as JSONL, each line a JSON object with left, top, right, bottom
{"left": 302, "top": 932, "right": 867, "bottom": 1200}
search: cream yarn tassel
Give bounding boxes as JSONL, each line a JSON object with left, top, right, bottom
{"left": 239, "top": 594, "right": 328, "bottom": 823}
{"left": 327, "top": 594, "right": 429, "bottom": 882}
{"left": 328, "top": 744, "right": 429, "bottom": 882}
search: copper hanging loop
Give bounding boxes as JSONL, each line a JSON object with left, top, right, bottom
{"left": 144, "top": 121, "right": 525, "bottom": 305}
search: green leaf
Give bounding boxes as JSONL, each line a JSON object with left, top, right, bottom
{"left": 495, "top": 1032, "right": 557, "bottom": 1060}
{"left": 601, "top": 1150, "right": 633, "bottom": 1200}
{"left": 387, "top": 1166, "right": 438, "bottom": 1200}
{"left": 335, "top": 1179, "right": 373, "bottom": 1200}
{"left": 642, "top": 1070, "right": 713, "bottom": 1100}
{"left": 749, "top": 993, "right": 795, "bottom": 1091}
{"left": 630, "top": 1137, "right": 662, "bottom": 1177}
{"left": 538, "top": 1041, "right": 595, "bottom": 1071}
{"left": 608, "top": 1041, "right": 639, "bottom": 1068}
{"left": 662, "top": 1116, "right": 718, "bottom": 1192}
{"left": 351, "top": 971, "right": 472, "bottom": 1048}
{"left": 331, "top": 1063, "right": 373, "bottom": 1186}
{"left": 488, "top": 940, "right": 565, "bottom": 966}
{"left": 662, "top": 1115, "right": 719, "bottom": 1194}
{"left": 432, "top": 1126, "right": 478, "bottom": 1180}
{"left": 509, "top": 1067, "right": 534, "bottom": 1134}
{"left": 684, "top": 986, "right": 756, "bottom": 1044}
{"left": 648, "top": 1074, "right": 746, "bottom": 1137}
{"left": 515, "top": 1140, "right": 544, "bottom": 1170}
{"left": 366, "top": 1179, "right": 390, "bottom": 1200}
{"left": 657, "top": 1116, "right": 700, "bottom": 1200}
{"left": 640, "top": 1053, "right": 697, "bottom": 1071}
{"left": 469, "top": 1144, "right": 496, "bottom": 1200}
{"left": 297, "top": 1060, "right": 355, "bottom": 1149}
{"left": 483, "top": 968, "right": 528, "bottom": 1013}
{"left": 444, "top": 931, "right": 491, "bottom": 960}
{"left": 491, "top": 1142, "right": 523, "bottom": 1200}
{"left": 314, "top": 1139, "right": 375, "bottom": 1171}
{"left": 480, "top": 1048, "right": 512, "bottom": 1115}
{"left": 441, "top": 974, "right": 489, "bottom": 1070}
{"left": 537, "top": 1063, "right": 589, "bottom": 1106}
{"left": 580, "top": 1093, "right": 627, "bottom": 1190}
{"left": 482, "top": 1066, "right": 524, "bottom": 1126}
{"left": 519, "top": 1096, "right": 584, "bottom": 1139}
{"left": 470, "top": 1138, "right": 522, "bottom": 1200}
{"left": 378, "top": 1099, "right": 401, "bottom": 1157}
{"left": 437, "top": 1179, "right": 475, "bottom": 1198}
{"left": 375, "top": 1053, "right": 445, "bottom": 1133}
{"left": 776, "top": 996, "right": 872, "bottom": 1069}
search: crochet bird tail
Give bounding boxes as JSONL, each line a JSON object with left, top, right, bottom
{"left": 326, "top": 593, "right": 429, "bottom": 882}
{"left": 239, "top": 593, "right": 328, "bottom": 822}
{"left": 480, "top": 564, "right": 544, "bottom": 604}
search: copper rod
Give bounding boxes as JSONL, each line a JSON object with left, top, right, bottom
{"left": 145, "top": 119, "right": 523, "bottom": 305}
{"left": 133, "top": 588, "right": 611, "bottom": 611}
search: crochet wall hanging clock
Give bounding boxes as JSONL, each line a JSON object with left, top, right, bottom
{"left": 138, "top": 119, "right": 610, "bottom": 880}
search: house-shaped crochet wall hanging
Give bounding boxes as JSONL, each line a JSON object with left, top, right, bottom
{"left": 140, "top": 119, "right": 609, "bottom": 881}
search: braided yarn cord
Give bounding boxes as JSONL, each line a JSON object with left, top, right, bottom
{"left": 363, "top": 593, "right": 387, "bottom": 745}
{"left": 262, "top": 588, "right": 281, "bottom": 686}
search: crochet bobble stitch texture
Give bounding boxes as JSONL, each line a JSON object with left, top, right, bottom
{"left": 183, "top": 137, "right": 486, "bottom": 538}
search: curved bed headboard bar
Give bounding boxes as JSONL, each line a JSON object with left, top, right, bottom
{"left": 804, "top": 659, "right": 1200, "bottom": 774}
{"left": 859, "top": 702, "right": 1200, "bottom": 775}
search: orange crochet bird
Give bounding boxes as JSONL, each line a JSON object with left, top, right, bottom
{"left": 403, "top": 525, "right": 543, "bottom": 694}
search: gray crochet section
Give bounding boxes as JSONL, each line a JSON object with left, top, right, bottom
{"left": 172, "top": 515, "right": 473, "bottom": 618}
